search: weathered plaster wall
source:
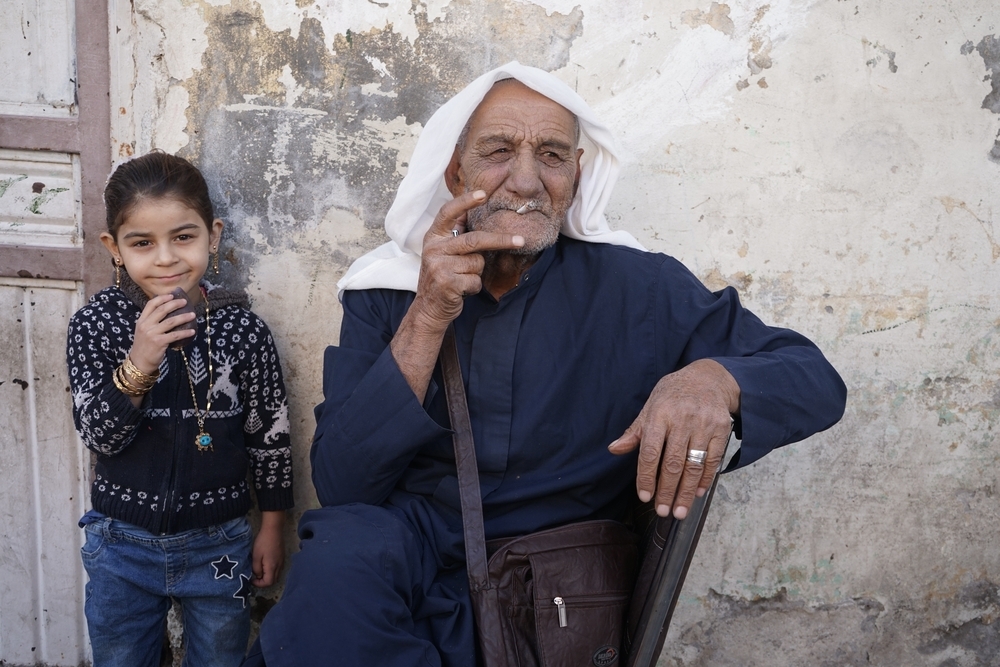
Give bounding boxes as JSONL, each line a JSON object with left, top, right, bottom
{"left": 110, "top": 0, "right": 1000, "bottom": 663}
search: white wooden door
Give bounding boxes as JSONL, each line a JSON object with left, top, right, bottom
{"left": 0, "top": 0, "right": 110, "bottom": 664}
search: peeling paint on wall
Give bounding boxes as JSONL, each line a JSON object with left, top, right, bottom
{"left": 863, "top": 37, "right": 898, "bottom": 73}
{"left": 592, "top": 0, "right": 809, "bottom": 159}
{"left": 178, "top": 0, "right": 584, "bottom": 290}
{"left": 681, "top": 2, "right": 735, "bottom": 36}
{"left": 962, "top": 34, "right": 1000, "bottom": 163}
{"left": 972, "top": 35, "right": 1000, "bottom": 114}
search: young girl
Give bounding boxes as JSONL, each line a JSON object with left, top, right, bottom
{"left": 67, "top": 151, "right": 294, "bottom": 666}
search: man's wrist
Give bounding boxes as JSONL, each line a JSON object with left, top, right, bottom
{"left": 695, "top": 358, "right": 742, "bottom": 414}
{"left": 404, "top": 298, "right": 454, "bottom": 338}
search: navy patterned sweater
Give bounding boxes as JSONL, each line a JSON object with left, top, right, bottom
{"left": 67, "top": 275, "right": 294, "bottom": 534}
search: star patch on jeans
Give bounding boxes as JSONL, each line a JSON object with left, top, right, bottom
{"left": 211, "top": 554, "right": 238, "bottom": 580}
{"left": 234, "top": 573, "right": 253, "bottom": 608}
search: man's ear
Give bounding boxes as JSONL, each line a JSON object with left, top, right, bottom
{"left": 445, "top": 146, "right": 464, "bottom": 197}
{"left": 572, "top": 147, "right": 584, "bottom": 198}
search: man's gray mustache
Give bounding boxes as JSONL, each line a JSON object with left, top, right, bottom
{"left": 478, "top": 198, "right": 544, "bottom": 215}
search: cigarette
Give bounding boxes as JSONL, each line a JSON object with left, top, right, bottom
{"left": 516, "top": 201, "right": 538, "bottom": 214}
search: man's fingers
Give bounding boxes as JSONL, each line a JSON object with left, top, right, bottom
{"left": 695, "top": 425, "right": 731, "bottom": 496}
{"left": 665, "top": 453, "right": 703, "bottom": 519}
{"left": 634, "top": 421, "right": 668, "bottom": 505}
{"left": 608, "top": 427, "right": 640, "bottom": 455}
{"left": 653, "top": 428, "right": 689, "bottom": 517}
{"left": 664, "top": 420, "right": 730, "bottom": 518}
{"left": 448, "top": 229, "right": 525, "bottom": 255}
{"left": 428, "top": 189, "right": 486, "bottom": 236}
{"left": 427, "top": 191, "right": 525, "bottom": 253}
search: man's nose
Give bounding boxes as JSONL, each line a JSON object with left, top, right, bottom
{"left": 505, "top": 149, "right": 543, "bottom": 198}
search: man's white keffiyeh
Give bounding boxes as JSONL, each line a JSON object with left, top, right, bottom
{"left": 337, "top": 61, "right": 644, "bottom": 295}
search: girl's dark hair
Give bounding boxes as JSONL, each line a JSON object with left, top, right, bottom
{"left": 104, "top": 150, "right": 214, "bottom": 237}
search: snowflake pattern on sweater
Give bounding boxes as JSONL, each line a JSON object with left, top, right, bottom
{"left": 67, "top": 284, "right": 294, "bottom": 533}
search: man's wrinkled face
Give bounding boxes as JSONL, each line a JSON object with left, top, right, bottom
{"left": 446, "top": 80, "right": 582, "bottom": 255}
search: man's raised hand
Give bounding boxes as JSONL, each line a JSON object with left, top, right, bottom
{"left": 608, "top": 359, "right": 740, "bottom": 520}
{"left": 390, "top": 190, "right": 525, "bottom": 403}
{"left": 411, "top": 189, "right": 525, "bottom": 327}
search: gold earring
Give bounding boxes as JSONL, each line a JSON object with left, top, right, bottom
{"left": 212, "top": 248, "right": 219, "bottom": 274}
{"left": 113, "top": 258, "right": 122, "bottom": 288}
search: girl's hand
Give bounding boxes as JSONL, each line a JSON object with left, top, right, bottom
{"left": 252, "top": 511, "right": 287, "bottom": 588}
{"left": 128, "top": 293, "right": 197, "bottom": 375}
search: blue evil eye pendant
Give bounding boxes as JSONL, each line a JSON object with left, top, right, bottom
{"left": 196, "top": 431, "right": 213, "bottom": 452}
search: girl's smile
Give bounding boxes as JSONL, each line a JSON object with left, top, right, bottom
{"left": 101, "top": 197, "right": 223, "bottom": 303}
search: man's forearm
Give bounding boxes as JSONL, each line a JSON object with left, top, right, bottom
{"left": 714, "top": 344, "right": 846, "bottom": 467}
{"left": 311, "top": 345, "right": 451, "bottom": 507}
{"left": 389, "top": 301, "right": 450, "bottom": 403}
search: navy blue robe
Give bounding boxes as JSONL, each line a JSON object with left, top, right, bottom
{"left": 257, "top": 237, "right": 846, "bottom": 666}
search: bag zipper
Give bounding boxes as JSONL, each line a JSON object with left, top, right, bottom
{"left": 553, "top": 597, "right": 567, "bottom": 627}
{"left": 551, "top": 592, "right": 631, "bottom": 629}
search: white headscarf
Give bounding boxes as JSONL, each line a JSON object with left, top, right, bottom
{"left": 337, "top": 61, "right": 645, "bottom": 295}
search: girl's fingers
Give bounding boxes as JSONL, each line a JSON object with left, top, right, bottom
{"left": 131, "top": 294, "right": 198, "bottom": 370}
{"left": 139, "top": 296, "right": 196, "bottom": 334}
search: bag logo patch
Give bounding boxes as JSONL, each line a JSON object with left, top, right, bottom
{"left": 593, "top": 646, "right": 619, "bottom": 666}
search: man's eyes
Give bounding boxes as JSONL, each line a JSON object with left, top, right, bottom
{"left": 540, "top": 151, "right": 568, "bottom": 165}
{"left": 484, "top": 148, "right": 567, "bottom": 162}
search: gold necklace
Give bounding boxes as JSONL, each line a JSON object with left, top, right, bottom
{"left": 180, "top": 300, "right": 214, "bottom": 452}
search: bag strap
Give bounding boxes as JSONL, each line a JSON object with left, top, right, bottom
{"left": 440, "top": 324, "right": 491, "bottom": 593}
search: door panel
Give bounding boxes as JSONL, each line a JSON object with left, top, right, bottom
{"left": 0, "top": 0, "right": 76, "bottom": 117}
{"left": 0, "top": 279, "right": 89, "bottom": 666}
{"left": 0, "top": 149, "right": 81, "bottom": 248}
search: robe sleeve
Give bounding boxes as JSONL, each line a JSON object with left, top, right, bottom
{"left": 310, "top": 290, "right": 451, "bottom": 507}
{"left": 655, "top": 256, "right": 847, "bottom": 469}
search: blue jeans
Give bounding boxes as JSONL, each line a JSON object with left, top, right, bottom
{"left": 80, "top": 511, "right": 253, "bottom": 667}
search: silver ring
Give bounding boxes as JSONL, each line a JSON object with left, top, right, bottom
{"left": 686, "top": 449, "right": 708, "bottom": 466}
{"left": 451, "top": 229, "right": 460, "bottom": 237}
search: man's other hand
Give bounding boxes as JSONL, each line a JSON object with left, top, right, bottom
{"left": 608, "top": 359, "right": 740, "bottom": 519}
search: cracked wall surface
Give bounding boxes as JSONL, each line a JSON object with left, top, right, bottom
{"left": 109, "top": 0, "right": 1000, "bottom": 664}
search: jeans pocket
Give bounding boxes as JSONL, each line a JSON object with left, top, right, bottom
{"left": 211, "top": 516, "right": 252, "bottom": 543}
{"left": 80, "top": 521, "right": 107, "bottom": 559}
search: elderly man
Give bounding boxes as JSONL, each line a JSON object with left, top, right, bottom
{"left": 247, "top": 62, "right": 846, "bottom": 667}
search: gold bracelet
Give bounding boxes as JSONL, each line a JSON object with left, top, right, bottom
{"left": 119, "top": 361, "right": 155, "bottom": 392}
{"left": 123, "top": 356, "right": 159, "bottom": 385}
{"left": 120, "top": 365, "right": 149, "bottom": 396}
{"left": 113, "top": 365, "right": 148, "bottom": 397}
{"left": 113, "top": 365, "right": 145, "bottom": 397}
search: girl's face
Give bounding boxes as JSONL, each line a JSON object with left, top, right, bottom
{"left": 100, "top": 197, "right": 223, "bottom": 302}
